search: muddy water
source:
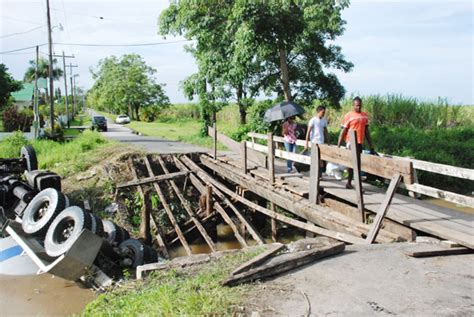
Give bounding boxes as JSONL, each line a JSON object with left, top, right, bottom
{"left": 0, "top": 274, "right": 95, "bottom": 316}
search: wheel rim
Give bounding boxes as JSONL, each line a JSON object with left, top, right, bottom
{"left": 53, "top": 217, "right": 76, "bottom": 244}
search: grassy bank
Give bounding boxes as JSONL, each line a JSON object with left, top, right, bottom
{"left": 0, "top": 130, "right": 112, "bottom": 177}
{"left": 85, "top": 249, "right": 263, "bottom": 316}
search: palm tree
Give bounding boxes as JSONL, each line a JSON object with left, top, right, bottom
{"left": 23, "top": 57, "right": 63, "bottom": 103}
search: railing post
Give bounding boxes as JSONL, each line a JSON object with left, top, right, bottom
{"left": 267, "top": 132, "right": 275, "bottom": 184}
{"left": 241, "top": 140, "right": 248, "bottom": 174}
{"left": 309, "top": 143, "right": 321, "bottom": 204}
{"left": 213, "top": 122, "right": 217, "bottom": 160}
{"left": 349, "top": 129, "right": 365, "bottom": 222}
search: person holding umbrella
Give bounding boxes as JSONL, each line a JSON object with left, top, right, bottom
{"left": 282, "top": 116, "right": 297, "bottom": 173}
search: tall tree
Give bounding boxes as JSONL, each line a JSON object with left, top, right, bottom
{"left": 88, "top": 54, "right": 169, "bottom": 120}
{"left": 160, "top": 0, "right": 352, "bottom": 111}
{"left": 23, "top": 57, "right": 63, "bottom": 82}
{"left": 0, "top": 64, "right": 23, "bottom": 110}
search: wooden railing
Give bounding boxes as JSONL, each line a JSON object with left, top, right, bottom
{"left": 246, "top": 132, "right": 474, "bottom": 208}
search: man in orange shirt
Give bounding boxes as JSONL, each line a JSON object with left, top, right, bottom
{"left": 337, "top": 96, "right": 375, "bottom": 189}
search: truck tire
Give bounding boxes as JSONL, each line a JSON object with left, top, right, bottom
{"left": 144, "top": 245, "right": 158, "bottom": 263}
{"left": 21, "top": 145, "right": 38, "bottom": 172}
{"left": 90, "top": 213, "right": 104, "bottom": 237}
{"left": 22, "top": 188, "right": 66, "bottom": 237}
{"left": 119, "top": 239, "right": 145, "bottom": 268}
{"left": 44, "top": 206, "right": 93, "bottom": 257}
{"left": 102, "top": 220, "right": 119, "bottom": 244}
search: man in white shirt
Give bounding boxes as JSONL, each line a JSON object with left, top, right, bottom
{"left": 304, "top": 105, "right": 329, "bottom": 149}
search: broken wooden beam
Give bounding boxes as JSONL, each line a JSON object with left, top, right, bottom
{"left": 117, "top": 171, "right": 189, "bottom": 188}
{"left": 349, "top": 130, "right": 365, "bottom": 223}
{"left": 403, "top": 244, "right": 473, "bottom": 258}
{"left": 231, "top": 243, "right": 285, "bottom": 276}
{"left": 143, "top": 157, "right": 192, "bottom": 256}
{"left": 222, "top": 242, "right": 345, "bottom": 286}
{"left": 174, "top": 156, "right": 264, "bottom": 245}
{"left": 157, "top": 156, "right": 217, "bottom": 252}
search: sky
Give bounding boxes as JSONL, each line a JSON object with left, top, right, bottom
{"left": 0, "top": 0, "right": 473, "bottom": 105}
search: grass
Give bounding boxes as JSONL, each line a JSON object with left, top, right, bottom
{"left": 0, "top": 119, "right": 3, "bottom": 132}
{"left": 84, "top": 248, "right": 264, "bottom": 316}
{"left": 0, "top": 130, "right": 113, "bottom": 177}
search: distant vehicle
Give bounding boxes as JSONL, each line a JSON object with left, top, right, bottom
{"left": 91, "top": 116, "right": 107, "bottom": 132}
{"left": 115, "top": 115, "right": 131, "bottom": 124}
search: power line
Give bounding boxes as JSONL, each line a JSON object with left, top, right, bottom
{"left": 0, "top": 26, "right": 44, "bottom": 39}
{"left": 0, "top": 40, "right": 191, "bottom": 55}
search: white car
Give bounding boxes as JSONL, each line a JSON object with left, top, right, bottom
{"left": 115, "top": 115, "right": 130, "bottom": 124}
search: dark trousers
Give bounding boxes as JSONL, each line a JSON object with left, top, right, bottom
{"left": 347, "top": 143, "right": 363, "bottom": 182}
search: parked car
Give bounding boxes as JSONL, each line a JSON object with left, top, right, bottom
{"left": 91, "top": 116, "right": 107, "bottom": 132}
{"left": 115, "top": 114, "right": 131, "bottom": 124}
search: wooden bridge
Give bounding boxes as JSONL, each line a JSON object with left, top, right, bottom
{"left": 207, "top": 126, "right": 474, "bottom": 249}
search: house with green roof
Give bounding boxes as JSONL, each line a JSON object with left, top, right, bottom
{"left": 11, "top": 78, "right": 48, "bottom": 109}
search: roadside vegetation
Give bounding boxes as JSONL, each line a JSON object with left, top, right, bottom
{"left": 85, "top": 248, "right": 263, "bottom": 316}
{"left": 0, "top": 130, "right": 112, "bottom": 176}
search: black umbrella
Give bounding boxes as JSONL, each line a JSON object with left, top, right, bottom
{"left": 263, "top": 101, "right": 305, "bottom": 123}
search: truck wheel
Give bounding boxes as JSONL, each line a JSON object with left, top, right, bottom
{"left": 90, "top": 213, "right": 104, "bottom": 237}
{"left": 22, "top": 188, "right": 66, "bottom": 237}
{"left": 102, "top": 220, "right": 119, "bottom": 244}
{"left": 119, "top": 239, "right": 145, "bottom": 268}
{"left": 21, "top": 145, "right": 38, "bottom": 171}
{"left": 44, "top": 206, "right": 92, "bottom": 257}
{"left": 144, "top": 245, "right": 158, "bottom": 264}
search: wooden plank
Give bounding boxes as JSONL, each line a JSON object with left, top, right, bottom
{"left": 142, "top": 157, "right": 170, "bottom": 258}
{"left": 157, "top": 157, "right": 217, "bottom": 252}
{"left": 128, "top": 159, "right": 151, "bottom": 244}
{"left": 182, "top": 155, "right": 366, "bottom": 245}
{"left": 199, "top": 155, "right": 402, "bottom": 244}
{"left": 403, "top": 183, "right": 474, "bottom": 208}
{"left": 206, "top": 185, "right": 213, "bottom": 216}
{"left": 349, "top": 130, "right": 365, "bottom": 223}
{"left": 231, "top": 243, "right": 285, "bottom": 276}
{"left": 222, "top": 242, "right": 345, "bottom": 286}
{"left": 143, "top": 157, "right": 192, "bottom": 256}
{"left": 308, "top": 143, "right": 320, "bottom": 204}
{"left": 213, "top": 122, "right": 217, "bottom": 160}
{"left": 270, "top": 202, "right": 277, "bottom": 242}
{"left": 268, "top": 132, "right": 275, "bottom": 184}
{"left": 366, "top": 174, "right": 402, "bottom": 243}
{"left": 241, "top": 140, "right": 247, "bottom": 174}
{"left": 411, "top": 159, "right": 474, "bottom": 180}
{"left": 172, "top": 156, "right": 250, "bottom": 247}
{"left": 403, "top": 245, "right": 473, "bottom": 257}
{"left": 116, "top": 171, "right": 189, "bottom": 188}
{"left": 246, "top": 141, "right": 413, "bottom": 184}
{"left": 209, "top": 126, "right": 266, "bottom": 166}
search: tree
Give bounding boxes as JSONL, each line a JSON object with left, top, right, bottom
{"left": 23, "top": 57, "right": 63, "bottom": 82}
{"left": 0, "top": 63, "right": 22, "bottom": 110}
{"left": 88, "top": 54, "right": 169, "bottom": 120}
{"left": 160, "top": 0, "right": 353, "bottom": 111}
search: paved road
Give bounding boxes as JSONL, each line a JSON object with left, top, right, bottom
{"left": 90, "top": 111, "right": 208, "bottom": 154}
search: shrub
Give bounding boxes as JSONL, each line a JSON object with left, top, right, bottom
{"left": 0, "top": 131, "right": 29, "bottom": 158}
{"left": 2, "top": 106, "right": 33, "bottom": 132}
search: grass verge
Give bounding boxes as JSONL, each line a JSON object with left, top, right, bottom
{"left": 0, "top": 130, "right": 113, "bottom": 177}
{"left": 84, "top": 249, "right": 263, "bottom": 316}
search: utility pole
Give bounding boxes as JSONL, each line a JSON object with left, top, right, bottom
{"left": 46, "top": 0, "right": 55, "bottom": 131}
{"left": 33, "top": 45, "right": 40, "bottom": 139}
{"left": 66, "top": 63, "right": 78, "bottom": 115}
{"left": 53, "top": 52, "right": 74, "bottom": 128}
{"left": 72, "top": 74, "right": 79, "bottom": 114}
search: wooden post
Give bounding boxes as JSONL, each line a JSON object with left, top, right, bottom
{"left": 206, "top": 185, "right": 213, "bottom": 217}
{"left": 213, "top": 122, "right": 217, "bottom": 160}
{"left": 349, "top": 130, "right": 365, "bottom": 223}
{"left": 241, "top": 140, "right": 248, "bottom": 174}
{"left": 270, "top": 202, "right": 277, "bottom": 242}
{"left": 308, "top": 143, "right": 321, "bottom": 204}
{"left": 267, "top": 132, "right": 275, "bottom": 184}
{"left": 366, "top": 174, "right": 402, "bottom": 243}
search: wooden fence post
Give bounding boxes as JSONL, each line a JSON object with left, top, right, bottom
{"left": 267, "top": 132, "right": 275, "bottom": 184}
{"left": 349, "top": 129, "right": 365, "bottom": 223}
{"left": 213, "top": 122, "right": 217, "bottom": 160}
{"left": 309, "top": 143, "right": 321, "bottom": 204}
{"left": 241, "top": 140, "right": 247, "bottom": 174}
